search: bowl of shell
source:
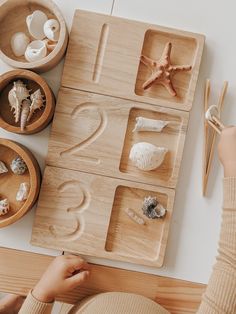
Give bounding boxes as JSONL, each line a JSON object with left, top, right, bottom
{"left": 0, "top": 138, "right": 41, "bottom": 228}
{"left": 0, "top": 0, "right": 68, "bottom": 72}
{"left": 0, "top": 69, "right": 55, "bottom": 134}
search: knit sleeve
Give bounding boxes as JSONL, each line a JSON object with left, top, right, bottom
{"left": 19, "top": 291, "right": 54, "bottom": 314}
{"left": 197, "top": 177, "right": 236, "bottom": 313}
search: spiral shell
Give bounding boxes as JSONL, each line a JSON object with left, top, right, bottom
{"left": 16, "top": 182, "right": 30, "bottom": 202}
{"left": 28, "top": 89, "right": 45, "bottom": 122}
{"left": 0, "top": 199, "right": 9, "bottom": 216}
{"left": 10, "top": 156, "right": 27, "bottom": 175}
{"left": 142, "top": 196, "right": 166, "bottom": 219}
{"left": 43, "top": 19, "right": 60, "bottom": 41}
{"left": 0, "top": 161, "right": 8, "bottom": 174}
{"left": 20, "top": 99, "right": 31, "bottom": 131}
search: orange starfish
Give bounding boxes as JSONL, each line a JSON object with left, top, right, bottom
{"left": 140, "top": 42, "right": 192, "bottom": 96}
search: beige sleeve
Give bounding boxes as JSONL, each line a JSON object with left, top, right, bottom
{"left": 19, "top": 291, "right": 54, "bottom": 314}
{"left": 197, "top": 177, "right": 236, "bottom": 313}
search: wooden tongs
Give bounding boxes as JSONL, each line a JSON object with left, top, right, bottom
{"left": 203, "top": 80, "right": 228, "bottom": 196}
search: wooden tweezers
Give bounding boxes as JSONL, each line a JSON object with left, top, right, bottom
{"left": 202, "top": 80, "right": 228, "bottom": 196}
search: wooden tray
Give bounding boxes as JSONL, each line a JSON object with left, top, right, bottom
{"left": 62, "top": 10, "right": 205, "bottom": 111}
{"left": 0, "top": 138, "right": 41, "bottom": 228}
{"left": 47, "top": 88, "right": 189, "bottom": 188}
{"left": 31, "top": 166, "right": 175, "bottom": 267}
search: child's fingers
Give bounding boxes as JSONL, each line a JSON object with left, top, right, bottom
{"left": 67, "top": 270, "right": 90, "bottom": 288}
{"left": 66, "top": 257, "right": 90, "bottom": 273}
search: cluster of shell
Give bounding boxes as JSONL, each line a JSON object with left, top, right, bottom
{"left": 0, "top": 158, "right": 29, "bottom": 216}
{"left": 8, "top": 80, "right": 45, "bottom": 131}
{"left": 142, "top": 196, "right": 167, "bottom": 219}
{"left": 10, "top": 10, "right": 60, "bottom": 62}
{"left": 129, "top": 117, "right": 169, "bottom": 171}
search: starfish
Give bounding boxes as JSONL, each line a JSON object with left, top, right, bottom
{"left": 140, "top": 42, "right": 192, "bottom": 97}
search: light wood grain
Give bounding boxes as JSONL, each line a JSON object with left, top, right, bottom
{"left": 0, "top": 69, "right": 55, "bottom": 134}
{"left": 47, "top": 88, "right": 189, "bottom": 189}
{"left": 62, "top": 10, "right": 204, "bottom": 111}
{"left": 0, "top": 0, "right": 68, "bottom": 72}
{"left": 0, "top": 247, "right": 205, "bottom": 313}
{"left": 0, "top": 138, "right": 41, "bottom": 228}
{"left": 31, "top": 166, "right": 175, "bottom": 267}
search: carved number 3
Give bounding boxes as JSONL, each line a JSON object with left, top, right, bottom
{"left": 49, "top": 180, "right": 91, "bottom": 241}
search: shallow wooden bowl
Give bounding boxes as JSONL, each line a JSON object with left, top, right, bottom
{"left": 0, "top": 138, "right": 41, "bottom": 228}
{"left": 0, "top": 0, "right": 68, "bottom": 72}
{"left": 0, "top": 69, "right": 55, "bottom": 134}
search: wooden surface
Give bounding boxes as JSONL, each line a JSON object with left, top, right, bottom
{"left": 47, "top": 88, "right": 189, "bottom": 189}
{"left": 0, "top": 138, "right": 41, "bottom": 228}
{"left": 62, "top": 10, "right": 204, "bottom": 111}
{"left": 0, "top": 247, "right": 206, "bottom": 313}
{"left": 0, "top": 69, "right": 55, "bottom": 134}
{"left": 0, "top": 0, "right": 68, "bottom": 72}
{"left": 31, "top": 166, "right": 175, "bottom": 267}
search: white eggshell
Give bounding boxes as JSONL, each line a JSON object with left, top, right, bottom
{"left": 10, "top": 32, "right": 30, "bottom": 57}
{"left": 43, "top": 19, "right": 60, "bottom": 41}
{"left": 25, "top": 40, "right": 47, "bottom": 62}
{"left": 129, "top": 142, "right": 168, "bottom": 171}
{"left": 26, "top": 10, "right": 48, "bottom": 40}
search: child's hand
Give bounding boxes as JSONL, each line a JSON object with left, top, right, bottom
{"left": 32, "top": 255, "right": 90, "bottom": 303}
{"left": 218, "top": 126, "right": 236, "bottom": 177}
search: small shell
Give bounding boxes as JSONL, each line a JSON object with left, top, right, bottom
{"left": 10, "top": 32, "right": 30, "bottom": 57}
{"left": 8, "top": 80, "right": 30, "bottom": 123}
{"left": 28, "top": 89, "right": 45, "bottom": 122}
{"left": 26, "top": 10, "right": 48, "bottom": 40}
{"left": 25, "top": 40, "right": 47, "bottom": 62}
{"left": 205, "top": 105, "right": 219, "bottom": 122}
{"left": 0, "top": 161, "right": 8, "bottom": 174}
{"left": 16, "top": 182, "right": 30, "bottom": 201}
{"left": 129, "top": 142, "right": 168, "bottom": 171}
{"left": 20, "top": 99, "right": 31, "bottom": 131}
{"left": 0, "top": 199, "right": 10, "bottom": 216}
{"left": 142, "top": 196, "right": 167, "bottom": 219}
{"left": 10, "top": 156, "right": 27, "bottom": 175}
{"left": 43, "top": 38, "right": 57, "bottom": 52}
{"left": 124, "top": 208, "right": 145, "bottom": 225}
{"left": 43, "top": 19, "right": 60, "bottom": 41}
{"left": 133, "top": 117, "right": 169, "bottom": 132}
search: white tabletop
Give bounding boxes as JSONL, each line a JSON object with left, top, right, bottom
{"left": 1, "top": 0, "right": 235, "bottom": 284}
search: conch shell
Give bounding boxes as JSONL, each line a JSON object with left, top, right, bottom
{"left": 0, "top": 199, "right": 10, "bottom": 216}
{"left": 133, "top": 117, "right": 169, "bottom": 132}
{"left": 0, "top": 161, "right": 8, "bottom": 174}
{"left": 28, "top": 89, "right": 45, "bottom": 122}
{"left": 129, "top": 142, "right": 168, "bottom": 171}
{"left": 20, "top": 99, "right": 31, "bottom": 131}
{"left": 43, "top": 19, "right": 60, "bottom": 41}
{"left": 16, "top": 182, "right": 30, "bottom": 202}
{"left": 8, "top": 80, "right": 30, "bottom": 123}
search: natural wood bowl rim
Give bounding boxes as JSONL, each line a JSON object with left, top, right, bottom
{"left": 0, "top": 138, "right": 41, "bottom": 228}
{"left": 0, "top": 69, "right": 55, "bottom": 134}
{"left": 0, "top": 0, "right": 67, "bottom": 70}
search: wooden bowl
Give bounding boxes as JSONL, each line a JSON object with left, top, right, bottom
{"left": 0, "top": 138, "right": 41, "bottom": 228}
{"left": 0, "top": 0, "right": 68, "bottom": 72}
{"left": 0, "top": 69, "right": 55, "bottom": 134}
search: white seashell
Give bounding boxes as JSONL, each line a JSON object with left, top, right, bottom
{"left": 0, "top": 161, "right": 8, "bottom": 174}
{"left": 8, "top": 80, "right": 30, "bottom": 123}
{"left": 205, "top": 105, "right": 219, "bottom": 122}
{"left": 124, "top": 208, "right": 145, "bottom": 225}
{"left": 43, "top": 38, "right": 57, "bottom": 52}
{"left": 0, "top": 199, "right": 9, "bottom": 216}
{"left": 133, "top": 117, "right": 169, "bottom": 132}
{"left": 26, "top": 10, "right": 48, "bottom": 40}
{"left": 10, "top": 32, "right": 30, "bottom": 57}
{"left": 43, "top": 19, "right": 60, "bottom": 42}
{"left": 10, "top": 156, "right": 27, "bottom": 175}
{"left": 25, "top": 40, "right": 47, "bottom": 62}
{"left": 16, "top": 182, "right": 30, "bottom": 202}
{"left": 20, "top": 99, "right": 31, "bottom": 131}
{"left": 28, "top": 89, "right": 45, "bottom": 122}
{"left": 129, "top": 142, "right": 168, "bottom": 171}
